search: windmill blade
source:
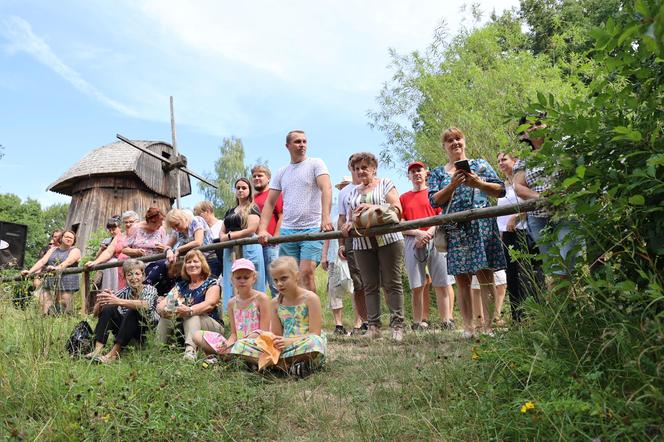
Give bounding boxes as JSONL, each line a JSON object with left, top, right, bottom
{"left": 117, "top": 134, "right": 171, "bottom": 164}
{"left": 181, "top": 167, "right": 217, "bottom": 188}
{"left": 117, "top": 133, "right": 217, "bottom": 189}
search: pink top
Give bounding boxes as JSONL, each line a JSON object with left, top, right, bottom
{"left": 233, "top": 299, "right": 261, "bottom": 339}
{"left": 125, "top": 226, "right": 167, "bottom": 256}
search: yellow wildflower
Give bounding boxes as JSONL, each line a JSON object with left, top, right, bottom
{"left": 520, "top": 401, "right": 535, "bottom": 413}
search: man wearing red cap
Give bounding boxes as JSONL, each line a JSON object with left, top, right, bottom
{"left": 400, "top": 161, "right": 455, "bottom": 330}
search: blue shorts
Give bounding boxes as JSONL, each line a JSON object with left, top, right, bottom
{"left": 279, "top": 228, "right": 323, "bottom": 264}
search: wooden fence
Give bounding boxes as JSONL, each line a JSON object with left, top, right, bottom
{"left": 1, "top": 199, "right": 543, "bottom": 314}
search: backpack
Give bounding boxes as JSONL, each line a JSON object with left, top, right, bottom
{"left": 65, "top": 321, "right": 94, "bottom": 356}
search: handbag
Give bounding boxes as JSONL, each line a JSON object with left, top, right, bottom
{"left": 353, "top": 203, "right": 400, "bottom": 234}
{"left": 65, "top": 320, "right": 94, "bottom": 357}
{"left": 434, "top": 189, "right": 456, "bottom": 253}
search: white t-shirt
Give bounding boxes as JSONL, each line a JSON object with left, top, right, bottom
{"left": 271, "top": 157, "right": 329, "bottom": 229}
{"left": 496, "top": 184, "right": 527, "bottom": 232}
{"left": 337, "top": 183, "right": 356, "bottom": 221}
{"left": 209, "top": 220, "right": 223, "bottom": 239}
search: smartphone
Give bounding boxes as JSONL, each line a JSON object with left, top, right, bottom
{"left": 454, "top": 160, "right": 471, "bottom": 173}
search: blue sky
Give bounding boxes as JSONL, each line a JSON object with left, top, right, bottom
{"left": 0, "top": 0, "right": 518, "bottom": 210}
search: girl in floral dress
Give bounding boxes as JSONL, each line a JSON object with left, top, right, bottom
{"left": 193, "top": 258, "right": 271, "bottom": 365}
{"left": 269, "top": 256, "right": 327, "bottom": 377}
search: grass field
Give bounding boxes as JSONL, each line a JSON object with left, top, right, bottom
{"left": 1, "top": 269, "right": 497, "bottom": 441}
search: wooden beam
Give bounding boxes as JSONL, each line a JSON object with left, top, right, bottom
{"left": 2, "top": 199, "right": 544, "bottom": 283}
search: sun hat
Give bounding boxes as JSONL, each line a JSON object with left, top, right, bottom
{"left": 231, "top": 258, "right": 256, "bottom": 273}
{"left": 335, "top": 176, "right": 353, "bottom": 190}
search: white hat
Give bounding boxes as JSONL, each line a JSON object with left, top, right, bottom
{"left": 335, "top": 176, "right": 353, "bottom": 190}
{"left": 0, "top": 240, "right": 8, "bottom": 250}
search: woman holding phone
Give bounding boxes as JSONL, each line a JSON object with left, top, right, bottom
{"left": 428, "top": 127, "right": 506, "bottom": 337}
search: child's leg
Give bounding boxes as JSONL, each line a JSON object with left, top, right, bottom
{"left": 422, "top": 275, "right": 431, "bottom": 323}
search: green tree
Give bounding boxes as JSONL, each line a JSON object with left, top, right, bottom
{"left": 199, "top": 137, "right": 249, "bottom": 216}
{"left": 42, "top": 203, "right": 68, "bottom": 237}
{"left": 369, "top": 14, "right": 581, "bottom": 169}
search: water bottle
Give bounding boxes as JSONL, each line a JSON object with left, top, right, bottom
{"left": 166, "top": 286, "right": 179, "bottom": 313}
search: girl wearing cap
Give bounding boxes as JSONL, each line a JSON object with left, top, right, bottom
{"left": 192, "top": 258, "right": 271, "bottom": 365}
{"left": 156, "top": 249, "right": 223, "bottom": 361}
{"left": 218, "top": 177, "right": 266, "bottom": 310}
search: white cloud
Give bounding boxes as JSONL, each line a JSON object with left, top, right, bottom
{"left": 0, "top": 16, "right": 139, "bottom": 118}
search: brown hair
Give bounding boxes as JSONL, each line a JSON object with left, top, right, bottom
{"left": 250, "top": 164, "right": 271, "bottom": 178}
{"left": 286, "top": 130, "right": 306, "bottom": 144}
{"left": 349, "top": 152, "right": 378, "bottom": 170}
{"left": 441, "top": 127, "right": 465, "bottom": 143}
{"left": 234, "top": 178, "right": 259, "bottom": 229}
{"left": 181, "top": 249, "right": 211, "bottom": 281}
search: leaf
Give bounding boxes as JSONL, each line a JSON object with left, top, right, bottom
{"left": 563, "top": 177, "right": 580, "bottom": 188}
{"left": 576, "top": 165, "right": 586, "bottom": 178}
{"left": 537, "top": 91, "right": 547, "bottom": 107}
{"left": 628, "top": 195, "right": 645, "bottom": 205}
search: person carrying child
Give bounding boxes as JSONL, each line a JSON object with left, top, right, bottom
{"left": 269, "top": 256, "right": 327, "bottom": 377}
{"left": 193, "top": 258, "right": 271, "bottom": 365}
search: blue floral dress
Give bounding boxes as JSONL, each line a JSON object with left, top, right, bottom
{"left": 428, "top": 158, "right": 506, "bottom": 275}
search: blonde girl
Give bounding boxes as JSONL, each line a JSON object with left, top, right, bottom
{"left": 193, "top": 258, "right": 271, "bottom": 365}
{"left": 269, "top": 256, "right": 326, "bottom": 377}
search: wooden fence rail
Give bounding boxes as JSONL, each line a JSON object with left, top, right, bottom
{"left": 1, "top": 198, "right": 543, "bottom": 313}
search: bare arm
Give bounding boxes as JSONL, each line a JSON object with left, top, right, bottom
{"left": 513, "top": 170, "right": 540, "bottom": 200}
{"left": 273, "top": 212, "right": 284, "bottom": 238}
{"left": 23, "top": 248, "right": 52, "bottom": 275}
{"left": 316, "top": 174, "right": 333, "bottom": 231}
{"left": 86, "top": 237, "right": 116, "bottom": 267}
{"left": 256, "top": 293, "right": 272, "bottom": 332}
{"left": 257, "top": 189, "right": 281, "bottom": 244}
{"left": 223, "top": 214, "right": 260, "bottom": 241}
{"left": 269, "top": 298, "right": 283, "bottom": 336}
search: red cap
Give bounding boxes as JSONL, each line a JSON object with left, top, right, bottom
{"left": 407, "top": 161, "right": 426, "bottom": 172}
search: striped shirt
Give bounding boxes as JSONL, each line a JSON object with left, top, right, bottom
{"left": 348, "top": 178, "right": 403, "bottom": 250}
{"left": 115, "top": 284, "right": 159, "bottom": 322}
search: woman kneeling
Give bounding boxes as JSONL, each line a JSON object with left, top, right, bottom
{"left": 86, "top": 259, "right": 159, "bottom": 363}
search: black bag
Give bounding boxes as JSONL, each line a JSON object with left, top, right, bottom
{"left": 65, "top": 321, "right": 94, "bottom": 356}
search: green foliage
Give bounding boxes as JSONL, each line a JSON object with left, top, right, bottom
{"left": 369, "top": 13, "right": 581, "bottom": 169}
{"left": 198, "top": 137, "right": 249, "bottom": 217}
{"left": 452, "top": 1, "right": 664, "bottom": 439}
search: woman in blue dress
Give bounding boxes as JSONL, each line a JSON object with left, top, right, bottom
{"left": 428, "top": 127, "right": 506, "bottom": 337}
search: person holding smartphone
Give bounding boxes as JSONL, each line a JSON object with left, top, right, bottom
{"left": 428, "top": 127, "right": 507, "bottom": 338}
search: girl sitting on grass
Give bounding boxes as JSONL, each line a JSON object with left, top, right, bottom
{"left": 193, "top": 258, "right": 271, "bottom": 365}
{"left": 269, "top": 256, "right": 327, "bottom": 377}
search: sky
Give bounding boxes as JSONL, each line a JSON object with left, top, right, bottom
{"left": 0, "top": 0, "right": 519, "bottom": 211}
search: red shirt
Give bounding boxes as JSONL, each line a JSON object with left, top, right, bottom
{"left": 400, "top": 189, "right": 441, "bottom": 231}
{"left": 254, "top": 190, "right": 284, "bottom": 236}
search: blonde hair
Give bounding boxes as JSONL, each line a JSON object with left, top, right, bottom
{"left": 269, "top": 256, "right": 299, "bottom": 302}
{"left": 181, "top": 249, "right": 211, "bottom": 281}
{"left": 251, "top": 164, "right": 271, "bottom": 178}
{"left": 166, "top": 208, "right": 193, "bottom": 231}
{"left": 193, "top": 201, "right": 215, "bottom": 216}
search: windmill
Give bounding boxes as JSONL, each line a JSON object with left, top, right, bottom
{"left": 117, "top": 96, "right": 217, "bottom": 208}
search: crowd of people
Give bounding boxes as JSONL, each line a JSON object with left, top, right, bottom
{"left": 19, "top": 124, "right": 576, "bottom": 377}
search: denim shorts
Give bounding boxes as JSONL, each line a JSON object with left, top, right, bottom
{"left": 279, "top": 228, "right": 323, "bottom": 264}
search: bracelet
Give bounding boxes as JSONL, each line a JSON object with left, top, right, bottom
{"left": 188, "top": 306, "right": 193, "bottom": 317}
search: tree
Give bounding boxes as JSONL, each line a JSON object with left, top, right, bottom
{"left": 199, "top": 137, "right": 249, "bottom": 216}
{"left": 368, "top": 13, "right": 581, "bottom": 169}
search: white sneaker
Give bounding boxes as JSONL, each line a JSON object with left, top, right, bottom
{"left": 391, "top": 327, "right": 404, "bottom": 342}
{"left": 461, "top": 330, "right": 474, "bottom": 339}
{"left": 183, "top": 348, "right": 197, "bottom": 362}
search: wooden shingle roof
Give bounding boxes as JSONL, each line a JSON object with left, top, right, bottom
{"left": 47, "top": 140, "right": 191, "bottom": 198}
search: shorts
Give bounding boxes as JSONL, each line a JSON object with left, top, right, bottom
{"left": 403, "top": 236, "right": 450, "bottom": 288}
{"left": 471, "top": 269, "right": 507, "bottom": 289}
{"left": 279, "top": 228, "right": 323, "bottom": 264}
{"left": 327, "top": 262, "right": 346, "bottom": 310}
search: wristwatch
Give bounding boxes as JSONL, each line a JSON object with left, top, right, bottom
{"left": 188, "top": 306, "right": 193, "bottom": 317}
